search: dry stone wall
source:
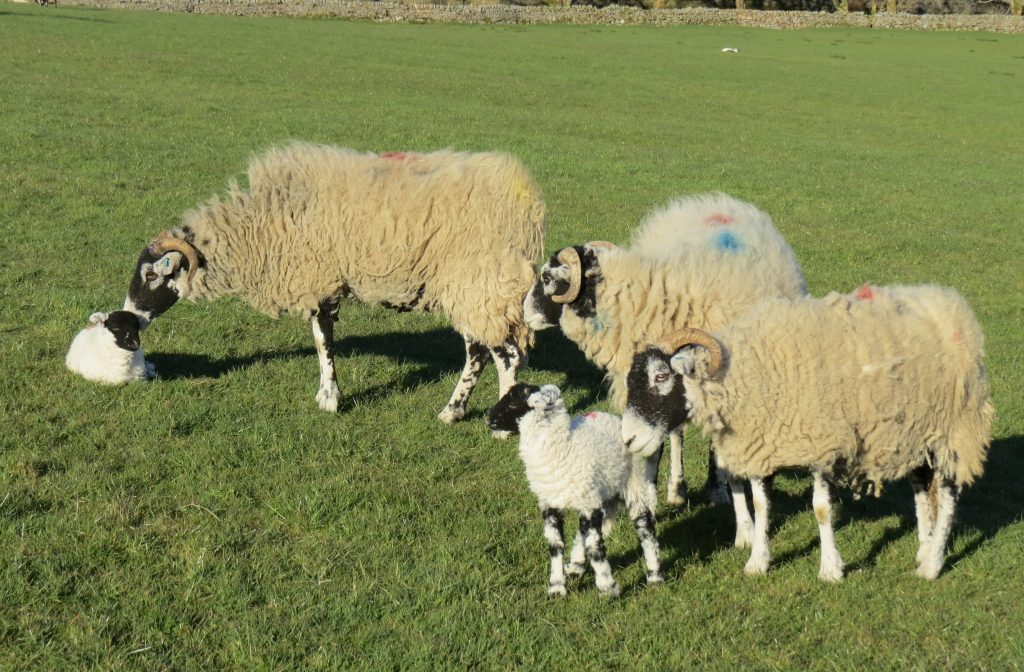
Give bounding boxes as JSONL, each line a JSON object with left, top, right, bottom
{"left": 61, "top": 0, "right": 1024, "bottom": 32}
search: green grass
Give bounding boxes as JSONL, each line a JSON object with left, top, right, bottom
{"left": 2, "top": 3, "right": 1023, "bottom": 669}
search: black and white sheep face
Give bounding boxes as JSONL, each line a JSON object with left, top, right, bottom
{"left": 523, "top": 246, "right": 602, "bottom": 330}
{"left": 486, "top": 382, "right": 542, "bottom": 434}
{"left": 102, "top": 310, "right": 143, "bottom": 351}
{"left": 622, "top": 347, "right": 690, "bottom": 457}
{"left": 124, "top": 249, "right": 186, "bottom": 324}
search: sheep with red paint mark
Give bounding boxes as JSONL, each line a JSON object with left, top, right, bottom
{"left": 622, "top": 284, "right": 993, "bottom": 581}
{"left": 121, "top": 142, "right": 545, "bottom": 422}
{"left": 524, "top": 193, "right": 807, "bottom": 505}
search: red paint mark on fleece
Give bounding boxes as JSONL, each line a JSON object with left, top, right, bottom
{"left": 855, "top": 284, "right": 875, "bottom": 301}
{"left": 380, "top": 152, "right": 410, "bottom": 160}
{"left": 952, "top": 329, "right": 963, "bottom": 344}
{"left": 585, "top": 412, "right": 600, "bottom": 420}
{"left": 706, "top": 213, "right": 733, "bottom": 226}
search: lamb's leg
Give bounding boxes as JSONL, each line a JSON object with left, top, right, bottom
{"left": 909, "top": 464, "right": 936, "bottom": 569}
{"left": 438, "top": 337, "right": 490, "bottom": 425}
{"left": 916, "top": 477, "right": 959, "bottom": 580}
{"left": 744, "top": 477, "right": 771, "bottom": 576}
{"left": 730, "top": 476, "right": 755, "bottom": 549}
{"left": 706, "top": 447, "right": 732, "bottom": 505}
{"left": 625, "top": 454, "right": 663, "bottom": 584}
{"left": 628, "top": 504, "right": 663, "bottom": 585}
{"left": 580, "top": 509, "right": 620, "bottom": 597}
{"left": 565, "top": 530, "right": 587, "bottom": 577}
{"left": 812, "top": 471, "right": 845, "bottom": 582}
{"left": 542, "top": 508, "right": 567, "bottom": 597}
{"left": 311, "top": 297, "right": 341, "bottom": 412}
{"left": 667, "top": 430, "right": 687, "bottom": 505}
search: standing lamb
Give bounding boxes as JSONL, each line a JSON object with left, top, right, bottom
{"left": 487, "top": 383, "right": 662, "bottom": 597}
{"left": 524, "top": 194, "right": 806, "bottom": 504}
{"left": 66, "top": 310, "right": 154, "bottom": 384}
{"left": 123, "top": 143, "right": 545, "bottom": 422}
{"left": 621, "top": 285, "right": 994, "bottom": 581}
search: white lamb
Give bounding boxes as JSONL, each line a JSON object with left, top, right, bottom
{"left": 66, "top": 311, "right": 154, "bottom": 384}
{"left": 487, "top": 383, "right": 662, "bottom": 597}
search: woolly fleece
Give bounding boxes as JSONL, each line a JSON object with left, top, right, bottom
{"left": 66, "top": 319, "right": 150, "bottom": 385}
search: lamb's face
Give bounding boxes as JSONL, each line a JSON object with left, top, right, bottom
{"left": 102, "top": 310, "right": 142, "bottom": 351}
{"left": 622, "top": 347, "right": 689, "bottom": 457}
{"left": 523, "top": 246, "right": 602, "bottom": 330}
{"left": 487, "top": 383, "right": 542, "bottom": 434}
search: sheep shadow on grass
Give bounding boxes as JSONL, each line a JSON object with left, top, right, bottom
{"left": 147, "top": 326, "right": 609, "bottom": 415}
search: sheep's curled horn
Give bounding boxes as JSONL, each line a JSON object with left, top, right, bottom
{"left": 658, "top": 327, "right": 724, "bottom": 378}
{"left": 150, "top": 233, "right": 200, "bottom": 283}
{"left": 550, "top": 241, "right": 618, "bottom": 304}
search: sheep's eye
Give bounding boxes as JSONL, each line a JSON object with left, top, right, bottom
{"left": 654, "top": 373, "right": 669, "bottom": 383}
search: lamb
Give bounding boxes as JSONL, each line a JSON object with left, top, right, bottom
{"left": 621, "top": 284, "right": 994, "bottom": 581}
{"left": 66, "top": 311, "right": 154, "bottom": 384}
{"left": 524, "top": 193, "right": 806, "bottom": 504}
{"left": 487, "top": 383, "right": 663, "bottom": 597}
{"left": 122, "top": 142, "right": 545, "bottom": 422}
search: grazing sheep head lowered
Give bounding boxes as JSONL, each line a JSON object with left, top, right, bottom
{"left": 124, "top": 233, "right": 201, "bottom": 326}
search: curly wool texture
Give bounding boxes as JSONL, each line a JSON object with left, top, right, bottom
{"left": 561, "top": 194, "right": 807, "bottom": 408}
{"left": 684, "top": 285, "right": 993, "bottom": 488}
{"left": 518, "top": 398, "right": 651, "bottom": 513}
{"left": 171, "top": 142, "right": 545, "bottom": 349}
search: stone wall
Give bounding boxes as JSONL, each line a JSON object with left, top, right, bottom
{"left": 59, "top": 0, "right": 1024, "bottom": 32}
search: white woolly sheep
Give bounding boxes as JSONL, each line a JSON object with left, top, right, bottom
{"left": 66, "top": 311, "right": 154, "bottom": 384}
{"left": 622, "top": 284, "right": 994, "bottom": 581}
{"left": 122, "top": 143, "right": 545, "bottom": 422}
{"left": 487, "top": 383, "right": 663, "bottom": 597}
{"left": 524, "top": 193, "right": 806, "bottom": 504}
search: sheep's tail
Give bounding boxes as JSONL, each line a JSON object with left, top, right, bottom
{"left": 944, "top": 396, "right": 994, "bottom": 488}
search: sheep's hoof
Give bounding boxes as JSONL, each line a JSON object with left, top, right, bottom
{"left": 565, "top": 561, "right": 587, "bottom": 577}
{"left": 144, "top": 362, "right": 158, "bottom": 380}
{"left": 708, "top": 483, "right": 732, "bottom": 506}
{"left": 490, "top": 430, "right": 512, "bottom": 440}
{"left": 599, "top": 583, "right": 622, "bottom": 598}
{"left": 818, "top": 564, "right": 845, "bottom": 583}
{"left": 646, "top": 572, "right": 664, "bottom": 585}
{"left": 915, "top": 543, "right": 932, "bottom": 567}
{"left": 666, "top": 480, "right": 688, "bottom": 507}
{"left": 316, "top": 384, "right": 341, "bottom": 412}
{"left": 437, "top": 406, "right": 465, "bottom": 425}
{"left": 547, "top": 584, "right": 567, "bottom": 598}
{"left": 744, "top": 555, "right": 770, "bottom": 577}
{"left": 734, "top": 525, "right": 754, "bottom": 549}
{"left": 916, "top": 560, "right": 943, "bottom": 580}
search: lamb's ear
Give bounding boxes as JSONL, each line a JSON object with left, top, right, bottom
{"left": 669, "top": 348, "right": 699, "bottom": 377}
{"left": 88, "top": 312, "right": 108, "bottom": 326}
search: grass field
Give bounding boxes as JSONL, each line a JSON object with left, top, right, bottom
{"left": 2, "top": 3, "right": 1023, "bottom": 669}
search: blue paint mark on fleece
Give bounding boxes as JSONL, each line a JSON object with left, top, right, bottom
{"left": 714, "top": 230, "right": 742, "bottom": 253}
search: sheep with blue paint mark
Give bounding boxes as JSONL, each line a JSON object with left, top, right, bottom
{"left": 523, "top": 194, "right": 806, "bottom": 505}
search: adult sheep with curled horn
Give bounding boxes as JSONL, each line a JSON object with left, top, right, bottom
{"left": 523, "top": 193, "right": 806, "bottom": 504}
{"left": 621, "top": 285, "right": 993, "bottom": 581}
{"left": 124, "top": 142, "right": 545, "bottom": 422}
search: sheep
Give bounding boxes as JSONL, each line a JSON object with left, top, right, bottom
{"left": 487, "top": 383, "right": 663, "bottom": 597}
{"left": 122, "top": 142, "right": 545, "bottom": 423}
{"left": 523, "top": 193, "right": 806, "bottom": 505}
{"left": 66, "top": 310, "right": 154, "bottom": 384}
{"left": 621, "top": 284, "right": 994, "bottom": 581}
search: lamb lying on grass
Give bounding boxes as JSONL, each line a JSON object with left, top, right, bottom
{"left": 66, "top": 311, "right": 154, "bottom": 384}
{"left": 488, "top": 383, "right": 662, "bottom": 597}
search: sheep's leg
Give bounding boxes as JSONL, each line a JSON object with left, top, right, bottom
{"left": 627, "top": 502, "right": 663, "bottom": 585}
{"left": 542, "top": 508, "right": 567, "bottom": 597}
{"left": 744, "top": 477, "right": 771, "bottom": 576}
{"left": 730, "top": 476, "right": 755, "bottom": 549}
{"left": 565, "top": 530, "right": 587, "bottom": 577}
{"left": 580, "top": 509, "right": 620, "bottom": 597}
{"left": 706, "top": 447, "right": 732, "bottom": 506}
{"left": 311, "top": 297, "right": 341, "bottom": 412}
{"left": 438, "top": 337, "right": 490, "bottom": 425}
{"left": 812, "top": 471, "right": 845, "bottom": 582}
{"left": 916, "top": 477, "right": 959, "bottom": 580}
{"left": 909, "top": 464, "right": 936, "bottom": 568}
{"left": 666, "top": 430, "right": 687, "bottom": 505}
{"left": 489, "top": 339, "right": 523, "bottom": 398}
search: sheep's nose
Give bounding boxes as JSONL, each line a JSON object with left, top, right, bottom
{"left": 624, "top": 436, "right": 635, "bottom": 450}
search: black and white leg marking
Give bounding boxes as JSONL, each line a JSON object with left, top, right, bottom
{"left": 438, "top": 337, "right": 490, "bottom": 424}
{"left": 542, "top": 508, "right": 567, "bottom": 597}
{"left": 580, "top": 509, "right": 620, "bottom": 597}
{"left": 909, "top": 464, "right": 935, "bottom": 569}
{"left": 565, "top": 530, "right": 587, "bottom": 577}
{"left": 744, "top": 476, "right": 771, "bottom": 576}
{"left": 311, "top": 297, "right": 341, "bottom": 412}
{"left": 917, "top": 476, "right": 959, "bottom": 580}
{"left": 629, "top": 505, "right": 663, "bottom": 585}
{"left": 812, "top": 471, "right": 844, "bottom": 582}
{"left": 490, "top": 338, "right": 524, "bottom": 400}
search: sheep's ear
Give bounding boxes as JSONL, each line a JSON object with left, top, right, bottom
{"left": 88, "top": 312, "right": 108, "bottom": 326}
{"left": 669, "top": 348, "right": 698, "bottom": 377}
